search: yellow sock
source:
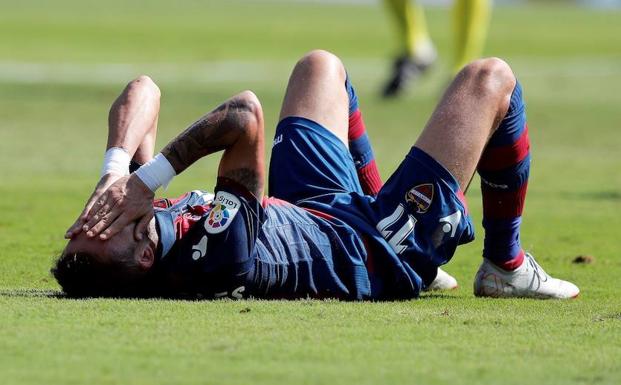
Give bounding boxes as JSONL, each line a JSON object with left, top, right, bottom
{"left": 452, "top": 0, "right": 491, "bottom": 74}
{"left": 385, "top": 0, "right": 431, "bottom": 58}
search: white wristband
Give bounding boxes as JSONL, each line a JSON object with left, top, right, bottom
{"left": 100, "top": 147, "right": 130, "bottom": 177}
{"left": 134, "top": 153, "right": 176, "bottom": 192}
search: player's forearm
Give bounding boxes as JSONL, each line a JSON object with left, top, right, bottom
{"left": 132, "top": 129, "right": 157, "bottom": 165}
{"left": 107, "top": 76, "right": 161, "bottom": 159}
{"left": 161, "top": 98, "right": 256, "bottom": 174}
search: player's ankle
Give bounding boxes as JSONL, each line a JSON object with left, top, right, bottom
{"left": 486, "top": 250, "right": 525, "bottom": 271}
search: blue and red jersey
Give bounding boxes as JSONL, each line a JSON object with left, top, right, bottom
{"left": 150, "top": 117, "right": 475, "bottom": 300}
{"left": 151, "top": 178, "right": 370, "bottom": 299}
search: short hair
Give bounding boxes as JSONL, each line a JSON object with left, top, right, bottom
{"left": 52, "top": 249, "right": 146, "bottom": 298}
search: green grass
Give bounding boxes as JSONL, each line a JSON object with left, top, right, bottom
{"left": 1, "top": 1, "right": 621, "bottom": 384}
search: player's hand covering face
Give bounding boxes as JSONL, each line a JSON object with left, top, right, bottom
{"left": 65, "top": 173, "right": 124, "bottom": 239}
{"left": 81, "top": 174, "right": 155, "bottom": 241}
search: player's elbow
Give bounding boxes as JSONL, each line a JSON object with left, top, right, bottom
{"left": 127, "top": 75, "right": 161, "bottom": 102}
{"left": 230, "top": 90, "right": 264, "bottom": 138}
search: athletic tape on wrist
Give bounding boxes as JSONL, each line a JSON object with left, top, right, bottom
{"left": 100, "top": 147, "right": 130, "bottom": 177}
{"left": 134, "top": 153, "right": 176, "bottom": 192}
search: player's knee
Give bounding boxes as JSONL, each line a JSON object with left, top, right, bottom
{"left": 127, "top": 75, "right": 161, "bottom": 101}
{"left": 295, "top": 49, "right": 346, "bottom": 81}
{"left": 462, "top": 58, "right": 515, "bottom": 103}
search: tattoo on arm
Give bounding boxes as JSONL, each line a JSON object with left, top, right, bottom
{"left": 221, "top": 168, "right": 262, "bottom": 197}
{"left": 161, "top": 100, "right": 253, "bottom": 174}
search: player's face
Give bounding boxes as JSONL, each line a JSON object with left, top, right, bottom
{"left": 65, "top": 222, "right": 149, "bottom": 267}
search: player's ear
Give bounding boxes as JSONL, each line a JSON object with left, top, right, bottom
{"left": 137, "top": 244, "right": 155, "bottom": 270}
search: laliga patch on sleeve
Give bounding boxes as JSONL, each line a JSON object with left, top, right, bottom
{"left": 204, "top": 191, "right": 241, "bottom": 234}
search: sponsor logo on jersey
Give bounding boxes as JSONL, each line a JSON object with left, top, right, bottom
{"left": 204, "top": 191, "right": 241, "bottom": 234}
{"left": 431, "top": 210, "right": 462, "bottom": 248}
{"left": 191, "top": 235, "right": 208, "bottom": 260}
{"left": 405, "top": 183, "right": 434, "bottom": 214}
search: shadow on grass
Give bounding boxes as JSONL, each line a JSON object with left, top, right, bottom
{"left": 417, "top": 292, "right": 462, "bottom": 300}
{"left": 0, "top": 288, "right": 465, "bottom": 302}
{"left": 0, "top": 288, "right": 64, "bottom": 298}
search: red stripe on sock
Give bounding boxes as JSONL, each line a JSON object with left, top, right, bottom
{"left": 496, "top": 249, "right": 525, "bottom": 271}
{"left": 358, "top": 160, "right": 383, "bottom": 196}
{"left": 481, "top": 182, "right": 528, "bottom": 219}
{"left": 348, "top": 109, "right": 365, "bottom": 140}
{"left": 479, "top": 125, "right": 530, "bottom": 171}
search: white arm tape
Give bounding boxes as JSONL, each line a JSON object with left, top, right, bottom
{"left": 100, "top": 147, "right": 130, "bottom": 177}
{"left": 134, "top": 153, "right": 177, "bottom": 192}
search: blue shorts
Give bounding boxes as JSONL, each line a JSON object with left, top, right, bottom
{"left": 269, "top": 117, "right": 475, "bottom": 297}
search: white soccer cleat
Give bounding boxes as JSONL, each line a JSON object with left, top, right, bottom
{"left": 474, "top": 252, "right": 580, "bottom": 299}
{"left": 427, "top": 268, "right": 459, "bottom": 291}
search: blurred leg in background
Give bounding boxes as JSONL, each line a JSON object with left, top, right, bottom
{"left": 382, "top": 0, "right": 491, "bottom": 98}
{"left": 452, "top": 0, "right": 491, "bottom": 75}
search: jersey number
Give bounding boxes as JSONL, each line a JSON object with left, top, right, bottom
{"left": 376, "top": 204, "right": 417, "bottom": 255}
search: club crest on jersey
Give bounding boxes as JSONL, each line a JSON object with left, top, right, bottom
{"left": 204, "top": 191, "right": 240, "bottom": 234}
{"left": 405, "top": 183, "right": 434, "bottom": 214}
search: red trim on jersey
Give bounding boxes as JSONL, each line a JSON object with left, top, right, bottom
{"left": 261, "top": 196, "right": 292, "bottom": 208}
{"left": 153, "top": 192, "right": 190, "bottom": 209}
{"left": 362, "top": 237, "right": 375, "bottom": 274}
{"left": 301, "top": 207, "right": 335, "bottom": 221}
{"left": 481, "top": 182, "right": 528, "bottom": 219}
{"left": 478, "top": 125, "right": 530, "bottom": 171}
{"left": 167, "top": 192, "right": 190, "bottom": 207}
{"left": 172, "top": 204, "right": 212, "bottom": 240}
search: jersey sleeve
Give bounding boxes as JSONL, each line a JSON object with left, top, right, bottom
{"left": 201, "top": 178, "right": 262, "bottom": 270}
{"left": 182, "top": 178, "right": 264, "bottom": 297}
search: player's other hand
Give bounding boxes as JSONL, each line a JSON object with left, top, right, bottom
{"left": 81, "top": 174, "right": 155, "bottom": 241}
{"left": 65, "top": 173, "right": 123, "bottom": 239}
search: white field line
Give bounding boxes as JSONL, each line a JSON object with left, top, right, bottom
{"left": 0, "top": 58, "right": 619, "bottom": 86}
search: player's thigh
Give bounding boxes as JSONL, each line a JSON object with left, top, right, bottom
{"left": 279, "top": 50, "right": 349, "bottom": 146}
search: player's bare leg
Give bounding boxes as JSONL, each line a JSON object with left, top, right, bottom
{"left": 279, "top": 50, "right": 458, "bottom": 291}
{"left": 278, "top": 50, "right": 384, "bottom": 194}
{"left": 415, "top": 58, "right": 578, "bottom": 298}
{"left": 279, "top": 49, "right": 350, "bottom": 145}
{"left": 415, "top": 58, "right": 513, "bottom": 188}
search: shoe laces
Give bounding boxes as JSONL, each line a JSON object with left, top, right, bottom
{"left": 525, "top": 253, "right": 549, "bottom": 288}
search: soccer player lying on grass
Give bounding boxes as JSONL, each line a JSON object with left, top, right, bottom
{"left": 55, "top": 50, "right": 579, "bottom": 300}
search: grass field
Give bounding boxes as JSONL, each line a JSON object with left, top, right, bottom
{"left": 1, "top": 1, "right": 620, "bottom": 384}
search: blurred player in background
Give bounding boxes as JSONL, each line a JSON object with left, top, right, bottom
{"left": 383, "top": 0, "right": 491, "bottom": 97}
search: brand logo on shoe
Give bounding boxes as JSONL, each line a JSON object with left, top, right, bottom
{"left": 405, "top": 183, "right": 434, "bottom": 213}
